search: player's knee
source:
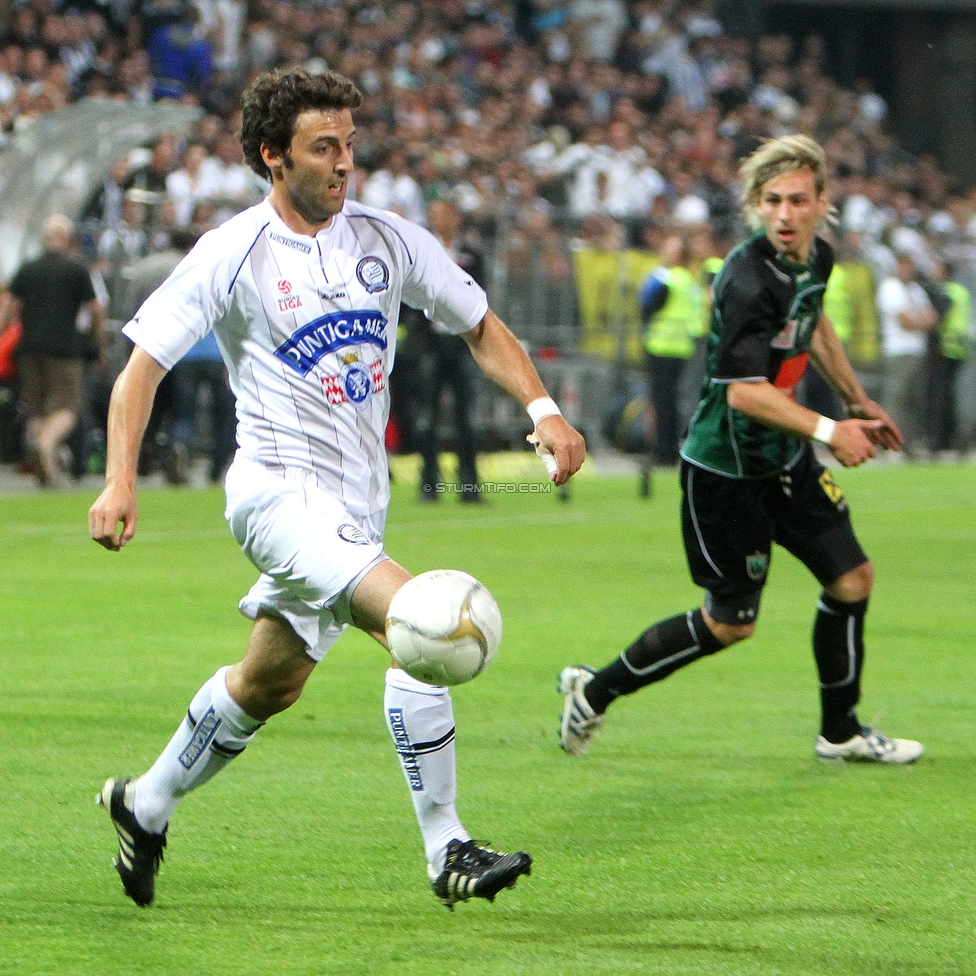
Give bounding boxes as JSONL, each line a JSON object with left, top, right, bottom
{"left": 710, "top": 620, "right": 755, "bottom": 646}
{"left": 826, "top": 560, "right": 874, "bottom": 603}
{"left": 250, "top": 675, "right": 305, "bottom": 717}
{"left": 268, "top": 677, "right": 306, "bottom": 712}
{"left": 700, "top": 606, "right": 755, "bottom": 646}
{"left": 227, "top": 662, "right": 307, "bottom": 719}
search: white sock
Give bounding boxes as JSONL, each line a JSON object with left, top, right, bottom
{"left": 132, "top": 666, "right": 262, "bottom": 833}
{"left": 384, "top": 668, "right": 468, "bottom": 874}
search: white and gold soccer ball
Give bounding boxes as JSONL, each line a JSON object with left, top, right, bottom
{"left": 385, "top": 570, "right": 502, "bottom": 686}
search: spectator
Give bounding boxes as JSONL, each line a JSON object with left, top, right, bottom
{"left": 924, "top": 258, "right": 971, "bottom": 458}
{"left": 194, "top": 0, "right": 246, "bottom": 73}
{"left": 57, "top": 12, "right": 97, "bottom": 92}
{"left": 0, "top": 311, "right": 23, "bottom": 463}
{"left": 126, "top": 134, "right": 178, "bottom": 199}
{"left": 97, "top": 196, "right": 149, "bottom": 295}
{"left": 167, "top": 327, "right": 236, "bottom": 485}
{"left": 197, "top": 128, "right": 263, "bottom": 222}
{"left": 165, "top": 141, "right": 212, "bottom": 227}
{"left": 411, "top": 196, "right": 485, "bottom": 502}
{"left": 876, "top": 252, "right": 938, "bottom": 459}
{"left": 544, "top": 122, "right": 607, "bottom": 221}
{"left": 602, "top": 117, "right": 667, "bottom": 228}
{"left": 359, "top": 144, "right": 427, "bottom": 225}
{"left": 145, "top": 0, "right": 213, "bottom": 101}
{"left": 667, "top": 163, "right": 711, "bottom": 226}
{"left": 0, "top": 43, "right": 23, "bottom": 107}
{"left": 116, "top": 48, "right": 155, "bottom": 105}
{"left": 78, "top": 156, "right": 132, "bottom": 257}
{"left": 0, "top": 215, "right": 105, "bottom": 486}
{"left": 569, "top": 0, "right": 628, "bottom": 63}
{"left": 637, "top": 231, "right": 706, "bottom": 470}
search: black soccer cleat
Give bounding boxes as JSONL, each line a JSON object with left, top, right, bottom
{"left": 430, "top": 838, "right": 532, "bottom": 910}
{"left": 97, "top": 777, "right": 167, "bottom": 907}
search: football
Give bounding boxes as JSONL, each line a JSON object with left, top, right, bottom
{"left": 385, "top": 570, "right": 502, "bottom": 686}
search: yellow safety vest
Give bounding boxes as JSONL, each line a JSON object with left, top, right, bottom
{"left": 644, "top": 266, "right": 704, "bottom": 359}
{"left": 823, "top": 264, "right": 853, "bottom": 344}
{"left": 941, "top": 281, "right": 971, "bottom": 360}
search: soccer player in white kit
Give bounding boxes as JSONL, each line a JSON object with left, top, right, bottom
{"left": 89, "top": 68, "right": 586, "bottom": 910}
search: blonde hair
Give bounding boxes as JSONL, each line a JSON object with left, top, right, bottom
{"left": 739, "top": 134, "right": 829, "bottom": 230}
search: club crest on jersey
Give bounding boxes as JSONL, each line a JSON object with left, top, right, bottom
{"left": 746, "top": 551, "right": 769, "bottom": 581}
{"left": 322, "top": 353, "right": 385, "bottom": 409}
{"left": 337, "top": 523, "right": 370, "bottom": 545}
{"left": 274, "top": 310, "right": 389, "bottom": 375}
{"left": 356, "top": 256, "right": 390, "bottom": 293}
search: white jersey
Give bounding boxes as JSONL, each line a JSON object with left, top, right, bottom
{"left": 125, "top": 198, "right": 488, "bottom": 519}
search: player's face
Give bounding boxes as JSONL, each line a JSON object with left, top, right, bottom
{"left": 754, "top": 168, "right": 828, "bottom": 263}
{"left": 265, "top": 108, "right": 355, "bottom": 231}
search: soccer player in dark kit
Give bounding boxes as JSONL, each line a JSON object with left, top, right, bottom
{"left": 559, "top": 134, "right": 923, "bottom": 764}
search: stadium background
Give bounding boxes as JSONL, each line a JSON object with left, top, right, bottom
{"left": 0, "top": 0, "right": 975, "bottom": 471}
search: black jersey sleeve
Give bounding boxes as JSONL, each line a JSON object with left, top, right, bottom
{"left": 711, "top": 246, "right": 782, "bottom": 381}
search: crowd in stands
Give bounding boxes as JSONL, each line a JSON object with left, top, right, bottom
{"left": 0, "top": 0, "right": 974, "bottom": 482}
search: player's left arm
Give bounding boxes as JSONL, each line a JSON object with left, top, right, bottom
{"left": 463, "top": 309, "right": 585, "bottom": 485}
{"left": 809, "top": 312, "right": 902, "bottom": 450}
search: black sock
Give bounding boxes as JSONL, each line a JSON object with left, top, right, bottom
{"left": 813, "top": 593, "right": 867, "bottom": 742}
{"left": 585, "top": 609, "right": 725, "bottom": 714}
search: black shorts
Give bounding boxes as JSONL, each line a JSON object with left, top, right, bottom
{"left": 680, "top": 446, "right": 868, "bottom": 625}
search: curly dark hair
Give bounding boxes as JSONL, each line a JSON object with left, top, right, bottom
{"left": 239, "top": 68, "right": 363, "bottom": 181}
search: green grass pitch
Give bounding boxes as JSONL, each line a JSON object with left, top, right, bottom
{"left": 1, "top": 462, "right": 973, "bottom": 975}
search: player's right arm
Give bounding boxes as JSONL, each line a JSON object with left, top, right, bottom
{"left": 89, "top": 346, "right": 168, "bottom": 551}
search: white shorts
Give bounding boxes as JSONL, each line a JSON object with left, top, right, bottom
{"left": 224, "top": 456, "right": 388, "bottom": 660}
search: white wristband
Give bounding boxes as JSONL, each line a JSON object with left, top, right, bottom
{"left": 527, "top": 396, "right": 561, "bottom": 426}
{"left": 812, "top": 415, "right": 836, "bottom": 445}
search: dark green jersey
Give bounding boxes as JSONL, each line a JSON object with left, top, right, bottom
{"left": 681, "top": 232, "right": 833, "bottom": 478}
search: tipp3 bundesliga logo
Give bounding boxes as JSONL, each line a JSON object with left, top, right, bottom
{"left": 274, "top": 310, "right": 389, "bottom": 376}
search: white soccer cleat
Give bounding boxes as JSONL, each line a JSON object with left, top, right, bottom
{"left": 815, "top": 726, "right": 924, "bottom": 764}
{"left": 558, "top": 665, "right": 604, "bottom": 756}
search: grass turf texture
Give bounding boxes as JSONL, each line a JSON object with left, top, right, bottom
{"left": 1, "top": 463, "right": 973, "bottom": 975}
